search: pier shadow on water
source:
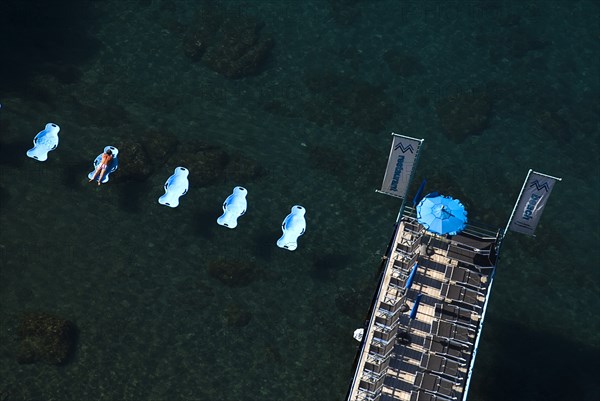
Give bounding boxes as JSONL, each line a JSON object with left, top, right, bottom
{"left": 469, "top": 316, "right": 600, "bottom": 401}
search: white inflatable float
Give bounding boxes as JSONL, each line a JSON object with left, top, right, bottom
{"left": 88, "top": 146, "right": 119, "bottom": 184}
{"left": 26, "top": 123, "right": 60, "bottom": 161}
{"left": 217, "top": 186, "right": 248, "bottom": 229}
{"left": 277, "top": 205, "right": 306, "bottom": 251}
{"left": 158, "top": 167, "right": 189, "bottom": 208}
{"left": 353, "top": 328, "right": 364, "bottom": 342}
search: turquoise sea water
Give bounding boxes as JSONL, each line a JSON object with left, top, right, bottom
{"left": 1, "top": 1, "right": 598, "bottom": 400}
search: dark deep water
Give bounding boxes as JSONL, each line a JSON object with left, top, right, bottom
{"left": 1, "top": 1, "right": 598, "bottom": 400}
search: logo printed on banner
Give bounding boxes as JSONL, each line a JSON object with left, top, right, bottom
{"left": 522, "top": 193, "right": 541, "bottom": 220}
{"left": 529, "top": 180, "right": 550, "bottom": 192}
{"left": 389, "top": 155, "right": 405, "bottom": 192}
{"left": 394, "top": 142, "right": 415, "bottom": 153}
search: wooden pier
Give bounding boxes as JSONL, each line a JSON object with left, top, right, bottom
{"left": 346, "top": 206, "right": 502, "bottom": 401}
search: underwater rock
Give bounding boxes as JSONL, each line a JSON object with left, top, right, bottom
{"left": 16, "top": 312, "right": 77, "bottom": 365}
{"left": 118, "top": 139, "right": 153, "bottom": 181}
{"left": 223, "top": 154, "right": 266, "bottom": 183}
{"left": 303, "top": 71, "right": 394, "bottom": 131}
{"left": 383, "top": 50, "right": 425, "bottom": 77}
{"left": 170, "top": 142, "right": 229, "bottom": 186}
{"left": 208, "top": 257, "right": 259, "bottom": 287}
{"left": 107, "top": 131, "right": 179, "bottom": 182}
{"left": 143, "top": 130, "right": 180, "bottom": 162}
{"left": 202, "top": 17, "right": 274, "bottom": 79}
{"left": 184, "top": 5, "right": 274, "bottom": 78}
{"left": 223, "top": 303, "right": 252, "bottom": 327}
{"left": 436, "top": 89, "right": 492, "bottom": 142}
{"left": 183, "top": 4, "right": 224, "bottom": 60}
{"left": 165, "top": 140, "right": 265, "bottom": 186}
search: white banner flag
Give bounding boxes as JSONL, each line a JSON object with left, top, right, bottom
{"left": 507, "top": 170, "right": 561, "bottom": 236}
{"left": 379, "top": 134, "right": 423, "bottom": 199}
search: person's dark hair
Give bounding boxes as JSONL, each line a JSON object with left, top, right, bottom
{"left": 106, "top": 149, "right": 112, "bottom": 155}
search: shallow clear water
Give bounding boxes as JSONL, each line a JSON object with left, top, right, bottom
{"left": 1, "top": 1, "right": 598, "bottom": 400}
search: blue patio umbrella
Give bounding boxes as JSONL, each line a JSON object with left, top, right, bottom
{"left": 416, "top": 193, "right": 468, "bottom": 235}
{"left": 404, "top": 262, "right": 419, "bottom": 291}
{"left": 409, "top": 293, "right": 423, "bottom": 320}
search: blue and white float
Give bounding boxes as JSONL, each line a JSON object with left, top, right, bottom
{"left": 26, "top": 123, "right": 60, "bottom": 161}
{"left": 217, "top": 186, "right": 248, "bottom": 229}
{"left": 158, "top": 167, "right": 189, "bottom": 208}
{"left": 277, "top": 205, "right": 306, "bottom": 251}
{"left": 87, "top": 146, "right": 119, "bottom": 184}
